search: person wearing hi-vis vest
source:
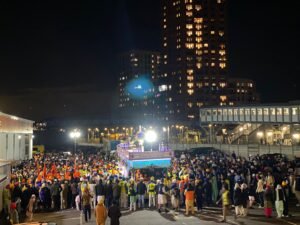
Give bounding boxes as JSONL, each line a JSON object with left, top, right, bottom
{"left": 217, "top": 184, "right": 232, "bottom": 223}
{"left": 119, "top": 177, "right": 128, "bottom": 209}
{"left": 148, "top": 176, "right": 156, "bottom": 208}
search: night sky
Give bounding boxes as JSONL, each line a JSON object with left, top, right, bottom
{"left": 0, "top": 0, "right": 299, "bottom": 120}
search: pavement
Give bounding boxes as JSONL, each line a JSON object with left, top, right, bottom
{"left": 28, "top": 206, "right": 300, "bottom": 225}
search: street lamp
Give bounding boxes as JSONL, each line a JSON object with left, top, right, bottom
{"left": 208, "top": 124, "right": 212, "bottom": 143}
{"left": 70, "top": 130, "right": 81, "bottom": 155}
{"left": 145, "top": 130, "right": 157, "bottom": 151}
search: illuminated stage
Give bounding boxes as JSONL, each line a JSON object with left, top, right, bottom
{"left": 117, "top": 143, "right": 173, "bottom": 177}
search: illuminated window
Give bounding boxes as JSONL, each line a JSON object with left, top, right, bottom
{"left": 185, "top": 43, "right": 194, "bottom": 49}
{"left": 163, "top": 25, "right": 167, "bottom": 29}
{"left": 194, "top": 18, "right": 203, "bottom": 23}
{"left": 204, "top": 43, "right": 208, "bottom": 47}
{"left": 196, "top": 63, "right": 202, "bottom": 69}
{"left": 186, "top": 24, "right": 193, "bottom": 29}
{"left": 210, "top": 31, "right": 215, "bottom": 35}
{"left": 219, "top": 63, "right": 226, "bottom": 69}
{"left": 187, "top": 76, "right": 194, "bottom": 81}
{"left": 169, "top": 98, "right": 172, "bottom": 102}
{"left": 187, "top": 82, "right": 194, "bottom": 88}
{"left": 277, "top": 108, "right": 282, "bottom": 115}
{"left": 197, "top": 102, "right": 203, "bottom": 107}
{"left": 219, "top": 31, "right": 224, "bottom": 36}
{"left": 186, "top": 4, "right": 193, "bottom": 10}
{"left": 159, "top": 85, "right": 167, "bottom": 92}
{"left": 186, "top": 11, "right": 193, "bottom": 17}
{"left": 220, "top": 44, "right": 226, "bottom": 49}
{"left": 220, "top": 95, "right": 227, "bottom": 102}
{"left": 195, "top": 25, "right": 202, "bottom": 30}
{"left": 219, "top": 50, "right": 226, "bottom": 56}
{"left": 163, "top": 42, "right": 167, "bottom": 47}
{"left": 195, "top": 43, "right": 202, "bottom": 49}
{"left": 195, "top": 37, "right": 202, "bottom": 42}
{"left": 195, "top": 5, "right": 202, "bottom": 11}
{"left": 196, "top": 83, "right": 203, "bottom": 88}
{"left": 187, "top": 69, "right": 193, "bottom": 75}
{"left": 195, "top": 31, "right": 202, "bottom": 36}
{"left": 187, "top": 89, "right": 194, "bottom": 95}
{"left": 196, "top": 50, "right": 202, "bottom": 55}
{"left": 211, "top": 62, "right": 215, "bottom": 67}
{"left": 217, "top": 0, "right": 222, "bottom": 3}
{"left": 187, "top": 31, "right": 193, "bottom": 36}
{"left": 292, "top": 108, "right": 298, "bottom": 115}
{"left": 188, "top": 102, "right": 193, "bottom": 108}
{"left": 188, "top": 115, "right": 195, "bottom": 119}
{"left": 219, "top": 82, "right": 226, "bottom": 88}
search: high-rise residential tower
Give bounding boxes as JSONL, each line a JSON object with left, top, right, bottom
{"left": 158, "top": 0, "right": 228, "bottom": 122}
{"left": 118, "top": 50, "right": 160, "bottom": 121}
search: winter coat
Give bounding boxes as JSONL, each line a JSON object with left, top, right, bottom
{"left": 233, "top": 188, "right": 242, "bottom": 206}
{"left": 112, "top": 183, "right": 121, "bottom": 198}
{"left": 241, "top": 188, "right": 249, "bottom": 207}
{"left": 12, "top": 186, "right": 22, "bottom": 201}
{"left": 137, "top": 182, "right": 147, "bottom": 195}
{"left": 108, "top": 205, "right": 121, "bottom": 225}
{"left": 96, "top": 182, "right": 105, "bottom": 196}
{"left": 105, "top": 183, "right": 113, "bottom": 197}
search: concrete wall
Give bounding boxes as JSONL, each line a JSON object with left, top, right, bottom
{"left": 0, "top": 162, "right": 11, "bottom": 211}
{"left": 0, "top": 132, "right": 33, "bottom": 161}
{"left": 170, "top": 143, "right": 300, "bottom": 159}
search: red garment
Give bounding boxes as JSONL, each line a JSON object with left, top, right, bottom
{"left": 264, "top": 208, "right": 272, "bottom": 217}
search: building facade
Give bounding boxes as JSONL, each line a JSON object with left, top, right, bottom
{"left": 0, "top": 112, "right": 34, "bottom": 161}
{"left": 226, "top": 78, "right": 260, "bottom": 106}
{"left": 158, "top": 0, "right": 228, "bottom": 122}
{"left": 118, "top": 50, "right": 160, "bottom": 121}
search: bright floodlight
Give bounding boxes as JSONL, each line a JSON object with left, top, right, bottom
{"left": 70, "top": 130, "right": 81, "bottom": 139}
{"left": 293, "top": 133, "right": 300, "bottom": 140}
{"left": 145, "top": 130, "right": 157, "bottom": 143}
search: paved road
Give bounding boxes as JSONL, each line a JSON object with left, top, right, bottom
{"left": 29, "top": 206, "right": 300, "bottom": 225}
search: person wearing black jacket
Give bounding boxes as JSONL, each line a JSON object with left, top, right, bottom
{"left": 12, "top": 182, "right": 22, "bottom": 213}
{"left": 105, "top": 180, "right": 113, "bottom": 208}
{"left": 112, "top": 179, "right": 121, "bottom": 206}
{"left": 233, "top": 183, "right": 242, "bottom": 217}
{"left": 249, "top": 174, "right": 257, "bottom": 208}
{"left": 241, "top": 183, "right": 249, "bottom": 216}
{"left": 96, "top": 179, "right": 105, "bottom": 205}
{"left": 136, "top": 178, "right": 147, "bottom": 209}
{"left": 108, "top": 200, "right": 122, "bottom": 225}
{"left": 51, "top": 180, "right": 62, "bottom": 211}
{"left": 195, "top": 179, "right": 203, "bottom": 212}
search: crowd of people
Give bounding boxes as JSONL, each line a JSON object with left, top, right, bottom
{"left": 2, "top": 149, "right": 300, "bottom": 224}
